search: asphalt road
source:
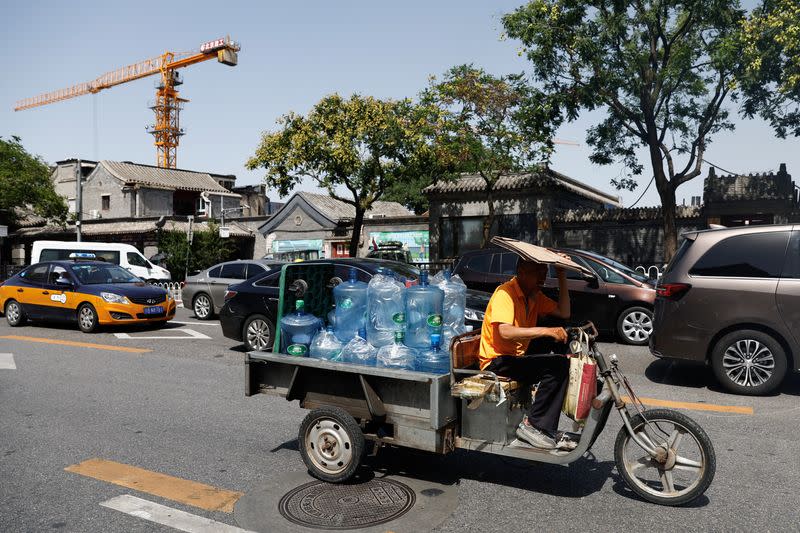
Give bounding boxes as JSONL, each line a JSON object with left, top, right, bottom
{"left": 1, "top": 308, "right": 799, "bottom": 532}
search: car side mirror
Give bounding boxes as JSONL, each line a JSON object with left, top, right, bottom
{"left": 583, "top": 274, "right": 599, "bottom": 289}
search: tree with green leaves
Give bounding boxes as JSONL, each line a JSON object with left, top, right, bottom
{"left": 421, "top": 64, "right": 561, "bottom": 248}
{"left": 157, "top": 221, "right": 235, "bottom": 281}
{"left": 503, "top": 1, "right": 745, "bottom": 260}
{"left": 738, "top": 0, "right": 800, "bottom": 137}
{"left": 0, "top": 136, "right": 67, "bottom": 227}
{"left": 246, "top": 94, "right": 436, "bottom": 257}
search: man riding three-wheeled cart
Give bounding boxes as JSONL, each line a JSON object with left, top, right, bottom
{"left": 244, "top": 237, "right": 715, "bottom": 506}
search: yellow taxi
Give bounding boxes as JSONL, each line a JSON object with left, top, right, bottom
{"left": 0, "top": 255, "right": 176, "bottom": 332}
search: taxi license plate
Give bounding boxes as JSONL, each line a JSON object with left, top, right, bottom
{"left": 143, "top": 306, "right": 164, "bottom": 315}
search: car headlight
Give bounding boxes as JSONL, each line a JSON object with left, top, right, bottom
{"left": 464, "top": 308, "right": 484, "bottom": 321}
{"left": 101, "top": 292, "right": 129, "bottom": 304}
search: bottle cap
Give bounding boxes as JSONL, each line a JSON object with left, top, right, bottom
{"left": 296, "top": 299, "right": 305, "bottom": 310}
{"left": 431, "top": 333, "right": 441, "bottom": 346}
{"left": 419, "top": 270, "right": 429, "bottom": 286}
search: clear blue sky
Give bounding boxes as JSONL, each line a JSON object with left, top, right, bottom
{"left": 2, "top": 0, "right": 795, "bottom": 209}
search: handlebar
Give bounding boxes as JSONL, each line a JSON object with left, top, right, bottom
{"left": 566, "top": 321, "right": 599, "bottom": 341}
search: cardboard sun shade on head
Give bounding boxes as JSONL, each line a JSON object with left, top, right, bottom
{"left": 490, "top": 236, "right": 593, "bottom": 275}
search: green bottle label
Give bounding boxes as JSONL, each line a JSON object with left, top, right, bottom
{"left": 392, "top": 312, "right": 405, "bottom": 324}
{"left": 287, "top": 344, "right": 308, "bottom": 356}
{"left": 340, "top": 298, "right": 353, "bottom": 310}
{"left": 427, "top": 314, "right": 443, "bottom": 328}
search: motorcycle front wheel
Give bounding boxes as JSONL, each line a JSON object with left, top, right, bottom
{"left": 614, "top": 408, "right": 715, "bottom": 506}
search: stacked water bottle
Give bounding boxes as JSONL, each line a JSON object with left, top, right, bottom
{"left": 278, "top": 267, "right": 469, "bottom": 374}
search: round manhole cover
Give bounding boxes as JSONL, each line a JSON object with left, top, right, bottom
{"left": 278, "top": 478, "right": 416, "bottom": 530}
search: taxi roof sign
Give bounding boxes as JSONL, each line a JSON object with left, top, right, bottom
{"left": 68, "top": 252, "right": 97, "bottom": 260}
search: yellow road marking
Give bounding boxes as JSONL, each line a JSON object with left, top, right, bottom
{"left": 0, "top": 335, "right": 151, "bottom": 354}
{"left": 65, "top": 458, "right": 243, "bottom": 513}
{"left": 622, "top": 395, "right": 753, "bottom": 414}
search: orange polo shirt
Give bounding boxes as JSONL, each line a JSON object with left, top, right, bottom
{"left": 478, "top": 277, "right": 558, "bottom": 370}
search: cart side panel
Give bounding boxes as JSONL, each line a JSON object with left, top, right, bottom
{"left": 246, "top": 353, "right": 458, "bottom": 452}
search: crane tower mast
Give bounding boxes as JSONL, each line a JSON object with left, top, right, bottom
{"left": 14, "top": 36, "right": 240, "bottom": 169}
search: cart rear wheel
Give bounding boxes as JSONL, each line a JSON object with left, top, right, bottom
{"left": 614, "top": 409, "right": 715, "bottom": 506}
{"left": 299, "top": 407, "right": 365, "bottom": 483}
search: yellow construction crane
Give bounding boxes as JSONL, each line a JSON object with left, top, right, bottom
{"left": 14, "top": 36, "right": 240, "bottom": 169}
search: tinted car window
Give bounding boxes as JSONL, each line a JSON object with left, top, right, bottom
{"left": 690, "top": 231, "right": 790, "bottom": 278}
{"left": 48, "top": 265, "right": 70, "bottom": 285}
{"left": 663, "top": 238, "right": 693, "bottom": 275}
{"left": 467, "top": 254, "right": 492, "bottom": 273}
{"left": 500, "top": 253, "right": 518, "bottom": 275}
{"left": 221, "top": 263, "right": 248, "bottom": 280}
{"left": 548, "top": 254, "right": 592, "bottom": 280}
{"left": 254, "top": 271, "right": 281, "bottom": 287}
{"left": 208, "top": 266, "right": 222, "bottom": 277}
{"left": 582, "top": 257, "right": 628, "bottom": 284}
{"left": 40, "top": 249, "right": 120, "bottom": 264}
{"left": 781, "top": 231, "right": 800, "bottom": 279}
{"left": 21, "top": 264, "right": 49, "bottom": 283}
{"left": 247, "top": 264, "right": 267, "bottom": 279}
{"left": 127, "top": 252, "right": 149, "bottom": 267}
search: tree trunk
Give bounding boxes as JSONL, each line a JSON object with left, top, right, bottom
{"left": 349, "top": 207, "right": 365, "bottom": 258}
{"left": 481, "top": 186, "right": 495, "bottom": 248}
{"left": 654, "top": 175, "right": 678, "bottom": 263}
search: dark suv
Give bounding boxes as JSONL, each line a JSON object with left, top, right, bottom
{"left": 650, "top": 224, "right": 800, "bottom": 395}
{"left": 452, "top": 247, "right": 656, "bottom": 345}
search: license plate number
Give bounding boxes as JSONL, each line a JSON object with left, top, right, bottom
{"left": 143, "top": 306, "right": 163, "bottom": 315}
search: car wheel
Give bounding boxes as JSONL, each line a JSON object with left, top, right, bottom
{"left": 193, "top": 293, "right": 213, "bottom": 320}
{"left": 243, "top": 314, "right": 274, "bottom": 352}
{"left": 77, "top": 303, "right": 100, "bottom": 333}
{"left": 5, "top": 300, "right": 26, "bottom": 327}
{"left": 617, "top": 306, "right": 654, "bottom": 345}
{"left": 711, "top": 330, "right": 787, "bottom": 395}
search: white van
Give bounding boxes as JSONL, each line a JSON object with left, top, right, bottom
{"left": 31, "top": 240, "right": 172, "bottom": 282}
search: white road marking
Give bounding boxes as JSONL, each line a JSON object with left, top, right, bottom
{"left": 0, "top": 353, "right": 16, "bottom": 370}
{"left": 113, "top": 328, "right": 211, "bottom": 340}
{"left": 170, "top": 321, "right": 221, "bottom": 327}
{"left": 100, "top": 495, "right": 254, "bottom": 533}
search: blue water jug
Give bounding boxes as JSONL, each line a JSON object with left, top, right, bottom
{"left": 376, "top": 330, "right": 416, "bottom": 370}
{"left": 333, "top": 268, "right": 368, "bottom": 342}
{"left": 280, "top": 299, "right": 323, "bottom": 356}
{"left": 432, "top": 269, "right": 468, "bottom": 352}
{"left": 366, "top": 270, "right": 406, "bottom": 348}
{"left": 416, "top": 333, "right": 449, "bottom": 374}
{"left": 341, "top": 327, "right": 378, "bottom": 366}
{"left": 310, "top": 326, "right": 344, "bottom": 360}
{"left": 404, "top": 270, "right": 444, "bottom": 348}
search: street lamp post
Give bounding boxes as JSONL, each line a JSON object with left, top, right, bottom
{"left": 219, "top": 205, "right": 250, "bottom": 237}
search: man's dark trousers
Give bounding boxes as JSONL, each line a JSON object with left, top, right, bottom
{"left": 485, "top": 354, "right": 569, "bottom": 433}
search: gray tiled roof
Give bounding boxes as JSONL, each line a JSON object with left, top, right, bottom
{"left": 424, "top": 169, "right": 622, "bottom": 207}
{"left": 13, "top": 219, "right": 253, "bottom": 238}
{"left": 101, "top": 160, "right": 238, "bottom": 196}
{"left": 297, "top": 192, "right": 413, "bottom": 221}
{"left": 553, "top": 205, "right": 702, "bottom": 223}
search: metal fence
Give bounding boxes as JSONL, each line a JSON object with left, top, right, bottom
{"left": 634, "top": 265, "right": 664, "bottom": 280}
{"left": 1, "top": 264, "right": 26, "bottom": 282}
{"left": 148, "top": 281, "right": 184, "bottom": 307}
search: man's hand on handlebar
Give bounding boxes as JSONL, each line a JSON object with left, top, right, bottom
{"left": 547, "top": 327, "right": 568, "bottom": 344}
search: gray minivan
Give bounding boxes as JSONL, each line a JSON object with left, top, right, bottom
{"left": 182, "top": 260, "right": 282, "bottom": 320}
{"left": 650, "top": 224, "right": 800, "bottom": 395}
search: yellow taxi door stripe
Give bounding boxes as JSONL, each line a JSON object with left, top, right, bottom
{"left": 0, "top": 335, "right": 151, "bottom": 354}
{"left": 621, "top": 395, "right": 753, "bottom": 414}
{"left": 65, "top": 458, "right": 243, "bottom": 513}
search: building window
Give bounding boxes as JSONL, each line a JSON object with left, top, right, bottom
{"left": 101, "top": 195, "right": 110, "bottom": 211}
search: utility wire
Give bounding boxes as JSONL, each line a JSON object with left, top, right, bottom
{"left": 626, "top": 174, "right": 655, "bottom": 208}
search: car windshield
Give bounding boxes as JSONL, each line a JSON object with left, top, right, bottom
{"left": 579, "top": 250, "right": 650, "bottom": 283}
{"left": 70, "top": 263, "right": 143, "bottom": 284}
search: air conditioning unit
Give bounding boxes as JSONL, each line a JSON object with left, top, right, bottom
{"left": 89, "top": 209, "right": 100, "bottom": 219}
{"left": 368, "top": 213, "right": 386, "bottom": 219}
